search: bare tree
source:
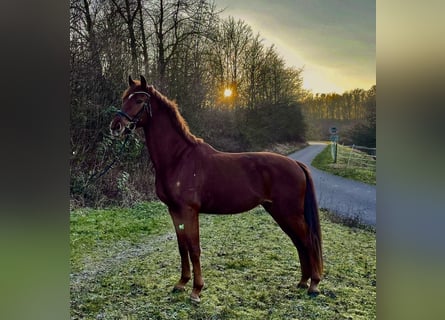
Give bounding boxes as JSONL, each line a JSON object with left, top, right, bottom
{"left": 144, "top": 0, "right": 218, "bottom": 91}
{"left": 70, "top": 0, "right": 106, "bottom": 90}
{"left": 110, "top": 0, "right": 141, "bottom": 75}
{"left": 242, "top": 33, "right": 264, "bottom": 108}
{"left": 137, "top": 0, "right": 150, "bottom": 75}
{"left": 218, "top": 17, "right": 252, "bottom": 103}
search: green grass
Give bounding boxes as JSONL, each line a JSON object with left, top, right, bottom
{"left": 71, "top": 202, "right": 376, "bottom": 319}
{"left": 312, "top": 144, "right": 376, "bottom": 185}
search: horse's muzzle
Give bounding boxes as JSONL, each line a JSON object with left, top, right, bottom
{"left": 109, "top": 119, "right": 125, "bottom": 137}
{"left": 110, "top": 118, "right": 137, "bottom": 137}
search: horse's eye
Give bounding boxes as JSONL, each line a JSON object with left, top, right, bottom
{"left": 136, "top": 99, "right": 143, "bottom": 104}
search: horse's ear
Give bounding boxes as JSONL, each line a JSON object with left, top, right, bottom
{"left": 129, "top": 75, "right": 136, "bottom": 87}
{"left": 140, "top": 75, "right": 147, "bottom": 88}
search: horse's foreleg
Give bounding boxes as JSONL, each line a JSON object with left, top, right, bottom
{"left": 170, "top": 209, "right": 191, "bottom": 292}
{"left": 172, "top": 231, "right": 191, "bottom": 292}
{"left": 170, "top": 207, "right": 204, "bottom": 302}
{"left": 188, "top": 237, "right": 204, "bottom": 303}
{"left": 186, "top": 213, "right": 204, "bottom": 303}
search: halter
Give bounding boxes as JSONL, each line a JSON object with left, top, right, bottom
{"left": 117, "top": 91, "right": 152, "bottom": 130}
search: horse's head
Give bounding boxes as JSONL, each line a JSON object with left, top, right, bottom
{"left": 109, "top": 75, "right": 152, "bottom": 137}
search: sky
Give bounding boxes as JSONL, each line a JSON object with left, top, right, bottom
{"left": 214, "top": 0, "right": 375, "bottom": 94}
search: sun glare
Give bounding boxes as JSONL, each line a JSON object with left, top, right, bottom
{"left": 223, "top": 88, "right": 233, "bottom": 98}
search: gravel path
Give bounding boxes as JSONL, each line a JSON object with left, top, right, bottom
{"left": 288, "top": 142, "right": 376, "bottom": 226}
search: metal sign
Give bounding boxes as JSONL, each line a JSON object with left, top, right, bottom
{"left": 329, "top": 126, "right": 338, "bottom": 135}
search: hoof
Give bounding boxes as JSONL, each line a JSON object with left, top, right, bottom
{"left": 308, "top": 286, "right": 320, "bottom": 297}
{"left": 308, "top": 290, "right": 320, "bottom": 297}
{"left": 297, "top": 282, "right": 309, "bottom": 289}
{"left": 172, "top": 286, "right": 185, "bottom": 293}
{"left": 190, "top": 294, "right": 201, "bottom": 303}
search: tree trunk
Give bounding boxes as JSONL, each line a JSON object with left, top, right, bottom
{"left": 124, "top": 0, "right": 139, "bottom": 75}
{"left": 137, "top": 0, "right": 149, "bottom": 76}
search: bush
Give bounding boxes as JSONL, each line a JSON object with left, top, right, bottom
{"left": 237, "top": 102, "right": 306, "bottom": 150}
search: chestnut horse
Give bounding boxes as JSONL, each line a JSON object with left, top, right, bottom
{"left": 110, "top": 75, "right": 323, "bottom": 302}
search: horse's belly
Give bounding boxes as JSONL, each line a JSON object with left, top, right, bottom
{"left": 200, "top": 185, "right": 264, "bottom": 214}
{"left": 200, "top": 201, "right": 260, "bottom": 214}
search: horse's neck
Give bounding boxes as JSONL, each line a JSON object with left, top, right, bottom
{"left": 143, "top": 114, "right": 191, "bottom": 173}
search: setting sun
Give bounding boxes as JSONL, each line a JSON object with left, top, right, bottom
{"left": 223, "top": 88, "right": 233, "bottom": 98}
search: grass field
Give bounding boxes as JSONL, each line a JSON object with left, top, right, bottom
{"left": 312, "top": 144, "right": 376, "bottom": 185}
{"left": 71, "top": 202, "right": 375, "bottom": 319}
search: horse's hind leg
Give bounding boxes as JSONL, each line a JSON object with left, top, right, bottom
{"left": 262, "top": 202, "right": 314, "bottom": 293}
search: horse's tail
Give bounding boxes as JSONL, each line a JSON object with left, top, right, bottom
{"left": 297, "top": 161, "right": 323, "bottom": 275}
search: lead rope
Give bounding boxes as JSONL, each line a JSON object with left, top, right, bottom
{"left": 80, "top": 91, "right": 151, "bottom": 193}
{"left": 82, "top": 134, "right": 131, "bottom": 190}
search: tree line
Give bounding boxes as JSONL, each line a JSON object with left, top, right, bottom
{"left": 301, "top": 85, "right": 376, "bottom": 147}
{"left": 302, "top": 87, "right": 373, "bottom": 121}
